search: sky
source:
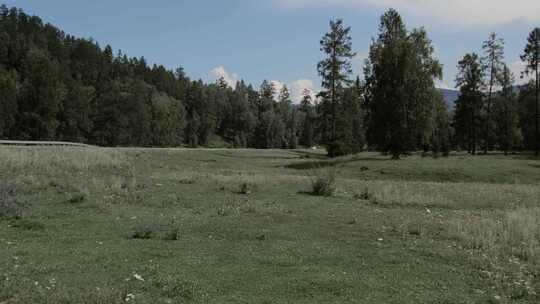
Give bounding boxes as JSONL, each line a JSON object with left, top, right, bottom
{"left": 4, "top": 0, "right": 539, "bottom": 102}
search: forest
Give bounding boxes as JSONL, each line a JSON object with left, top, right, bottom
{"left": 0, "top": 5, "right": 539, "bottom": 158}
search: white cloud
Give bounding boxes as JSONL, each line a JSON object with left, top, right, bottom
{"left": 509, "top": 61, "right": 535, "bottom": 85}
{"left": 289, "top": 79, "right": 318, "bottom": 103}
{"left": 210, "top": 66, "right": 240, "bottom": 88}
{"left": 435, "top": 80, "right": 454, "bottom": 90}
{"left": 271, "top": 80, "right": 285, "bottom": 99}
{"left": 272, "top": 79, "right": 318, "bottom": 103}
{"left": 273, "top": 0, "right": 540, "bottom": 27}
{"left": 210, "top": 66, "right": 318, "bottom": 103}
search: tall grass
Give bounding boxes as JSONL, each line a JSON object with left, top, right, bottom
{"left": 452, "top": 208, "right": 540, "bottom": 263}
{"left": 0, "top": 146, "right": 127, "bottom": 175}
{"left": 344, "top": 179, "right": 540, "bottom": 209}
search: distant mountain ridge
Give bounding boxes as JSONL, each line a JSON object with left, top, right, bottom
{"left": 438, "top": 85, "right": 530, "bottom": 110}
{"left": 438, "top": 88, "right": 460, "bottom": 109}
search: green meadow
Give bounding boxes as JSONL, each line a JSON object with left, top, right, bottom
{"left": 1, "top": 146, "right": 540, "bottom": 303}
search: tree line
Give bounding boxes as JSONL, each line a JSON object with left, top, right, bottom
{"left": 453, "top": 30, "right": 540, "bottom": 156}
{"left": 0, "top": 6, "right": 539, "bottom": 158}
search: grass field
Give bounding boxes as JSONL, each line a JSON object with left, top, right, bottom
{"left": 1, "top": 146, "right": 540, "bottom": 303}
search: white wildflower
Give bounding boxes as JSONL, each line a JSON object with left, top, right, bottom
{"left": 125, "top": 293, "right": 136, "bottom": 302}
{"left": 133, "top": 273, "right": 144, "bottom": 282}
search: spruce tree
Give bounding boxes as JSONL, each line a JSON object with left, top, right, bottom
{"left": 521, "top": 28, "right": 540, "bottom": 156}
{"left": 0, "top": 69, "right": 18, "bottom": 139}
{"left": 493, "top": 65, "right": 521, "bottom": 155}
{"left": 317, "top": 19, "right": 356, "bottom": 157}
{"left": 481, "top": 32, "right": 505, "bottom": 154}
{"left": 299, "top": 89, "right": 315, "bottom": 147}
{"left": 454, "top": 53, "right": 484, "bottom": 155}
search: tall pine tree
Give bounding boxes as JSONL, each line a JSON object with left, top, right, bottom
{"left": 317, "top": 19, "right": 356, "bottom": 157}
{"left": 481, "top": 32, "right": 505, "bottom": 154}
{"left": 521, "top": 28, "right": 540, "bottom": 156}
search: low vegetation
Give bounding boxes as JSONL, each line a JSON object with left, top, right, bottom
{"left": 2, "top": 146, "right": 540, "bottom": 303}
{"left": 308, "top": 167, "right": 337, "bottom": 197}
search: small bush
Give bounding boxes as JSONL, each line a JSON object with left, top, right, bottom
{"left": 178, "top": 177, "right": 196, "bottom": 185}
{"left": 11, "top": 219, "right": 45, "bottom": 231}
{"left": 130, "top": 218, "right": 180, "bottom": 241}
{"left": 68, "top": 193, "right": 86, "bottom": 204}
{"left": 217, "top": 197, "right": 257, "bottom": 216}
{"left": 0, "top": 183, "right": 26, "bottom": 220}
{"left": 238, "top": 181, "right": 257, "bottom": 195}
{"left": 326, "top": 140, "right": 353, "bottom": 158}
{"left": 354, "top": 187, "right": 372, "bottom": 200}
{"left": 130, "top": 223, "right": 156, "bottom": 239}
{"left": 308, "top": 167, "right": 337, "bottom": 197}
{"left": 162, "top": 219, "right": 181, "bottom": 241}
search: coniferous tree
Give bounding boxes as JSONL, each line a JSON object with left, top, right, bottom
{"left": 60, "top": 80, "right": 94, "bottom": 142}
{"left": 430, "top": 92, "right": 451, "bottom": 157}
{"left": 299, "top": 89, "right": 315, "bottom": 147}
{"left": 521, "top": 28, "right": 540, "bottom": 156}
{"left": 481, "top": 32, "right": 505, "bottom": 154}
{"left": 317, "top": 19, "right": 356, "bottom": 157}
{"left": 0, "top": 69, "right": 18, "bottom": 139}
{"left": 277, "top": 85, "right": 297, "bottom": 148}
{"left": 454, "top": 53, "right": 484, "bottom": 155}
{"left": 493, "top": 65, "right": 521, "bottom": 154}
{"left": 19, "top": 49, "right": 66, "bottom": 140}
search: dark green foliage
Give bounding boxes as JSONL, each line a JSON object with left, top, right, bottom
{"left": 481, "top": 33, "right": 505, "bottom": 154}
{"left": 0, "top": 7, "right": 188, "bottom": 146}
{"left": 520, "top": 28, "right": 540, "bottom": 156}
{"left": 2, "top": 5, "right": 537, "bottom": 158}
{"left": 299, "top": 89, "right": 316, "bottom": 147}
{"left": 0, "top": 69, "right": 18, "bottom": 139}
{"left": 317, "top": 19, "right": 361, "bottom": 157}
{"left": 430, "top": 92, "right": 451, "bottom": 157}
{"left": 454, "top": 53, "right": 484, "bottom": 154}
{"left": 364, "top": 10, "right": 443, "bottom": 159}
{"left": 493, "top": 66, "right": 521, "bottom": 154}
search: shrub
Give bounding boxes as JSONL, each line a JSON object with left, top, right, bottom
{"left": 11, "top": 219, "right": 45, "bottom": 231}
{"left": 68, "top": 193, "right": 86, "bottom": 204}
{"left": 308, "top": 167, "right": 337, "bottom": 197}
{"left": 326, "top": 140, "right": 353, "bottom": 158}
{"left": 130, "top": 218, "right": 180, "bottom": 241}
{"left": 238, "top": 181, "right": 257, "bottom": 195}
{"left": 162, "top": 219, "right": 181, "bottom": 241}
{"left": 0, "top": 183, "right": 26, "bottom": 220}
{"left": 354, "top": 187, "right": 372, "bottom": 200}
{"left": 130, "top": 222, "right": 156, "bottom": 239}
{"left": 178, "top": 177, "right": 196, "bottom": 185}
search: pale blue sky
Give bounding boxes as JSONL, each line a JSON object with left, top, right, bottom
{"left": 4, "top": 0, "right": 539, "bottom": 101}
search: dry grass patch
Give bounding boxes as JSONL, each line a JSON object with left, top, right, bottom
{"left": 343, "top": 180, "right": 540, "bottom": 209}
{"left": 0, "top": 146, "right": 127, "bottom": 175}
{"left": 452, "top": 208, "right": 540, "bottom": 263}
